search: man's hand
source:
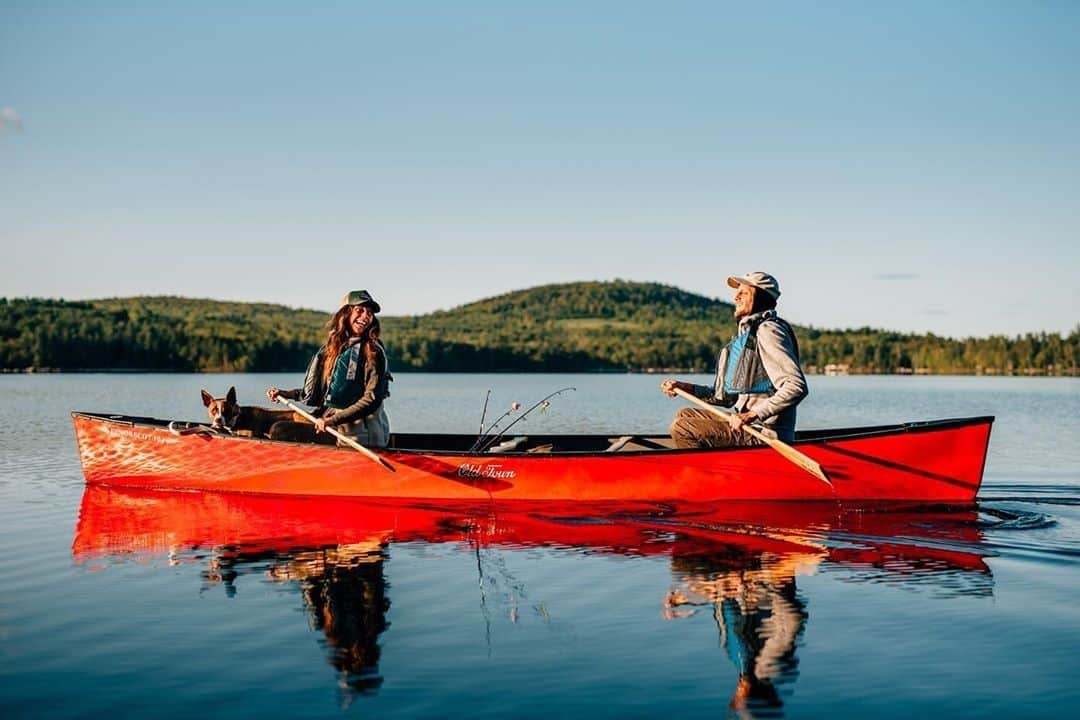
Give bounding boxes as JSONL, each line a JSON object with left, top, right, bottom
{"left": 727, "top": 411, "right": 759, "bottom": 432}
{"left": 266, "top": 387, "right": 280, "bottom": 402}
{"left": 660, "top": 379, "right": 689, "bottom": 397}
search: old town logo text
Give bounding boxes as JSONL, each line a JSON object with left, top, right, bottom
{"left": 456, "top": 463, "right": 517, "bottom": 480}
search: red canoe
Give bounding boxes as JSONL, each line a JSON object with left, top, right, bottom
{"left": 71, "top": 412, "right": 993, "bottom": 502}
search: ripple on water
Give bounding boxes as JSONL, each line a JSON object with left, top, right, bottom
{"left": 978, "top": 507, "right": 1055, "bottom": 531}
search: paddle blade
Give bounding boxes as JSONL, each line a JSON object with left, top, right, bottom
{"left": 768, "top": 437, "right": 831, "bottom": 486}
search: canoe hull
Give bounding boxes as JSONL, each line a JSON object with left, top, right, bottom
{"left": 72, "top": 413, "right": 992, "bottom": 502}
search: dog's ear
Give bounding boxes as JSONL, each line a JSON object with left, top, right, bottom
{"left": 227, "top": 386, "right": 237, "bottom": 404}
{"left": 201, "top": 390, "right": 213, "bottom": 407}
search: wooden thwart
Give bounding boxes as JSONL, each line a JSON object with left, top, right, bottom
{"left": 605, "top": 435, "right": 636, "bottom": 452}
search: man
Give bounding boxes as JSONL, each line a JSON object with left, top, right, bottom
{"left": 661, "top": 272, "right": 807, "bottom": 448}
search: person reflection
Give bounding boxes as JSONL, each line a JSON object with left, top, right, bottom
{"left": 204, "top": 539, "right": 391, "bottom": 702}
{"left": 269, "top": 541, "right": 391, "bottom": 699}
{"left": 664, "top": 548, "right": 818, "bottom": 716}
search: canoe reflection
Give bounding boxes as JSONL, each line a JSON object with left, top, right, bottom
{"left": 73, "top": 486, "right": 993, "bottom": 708}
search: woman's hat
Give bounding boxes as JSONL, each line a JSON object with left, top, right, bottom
{"left": 340, "top": 289, "right": 381, "bottom": 313}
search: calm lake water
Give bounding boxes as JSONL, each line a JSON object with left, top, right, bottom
{"left": 2, "top": 373, "right": 1079, "bottom": 719}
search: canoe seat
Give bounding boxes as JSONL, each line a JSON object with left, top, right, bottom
{"left": 487, "top": 436, "right": 528, "bottom": 454}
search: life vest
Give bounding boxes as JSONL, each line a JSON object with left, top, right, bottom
{"left": 721, "top": 312, "right": 800, "bottom": 397}
{"left": 326, "top": 339, "right": 386, "bottom": 409}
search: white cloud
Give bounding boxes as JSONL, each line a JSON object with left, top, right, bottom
{"left": 0, "top": 107, "right": 24, "bottom": 132}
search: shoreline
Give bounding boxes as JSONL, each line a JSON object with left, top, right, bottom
{"left": 3, "top": 368, "right": 1077, "bottom": 378}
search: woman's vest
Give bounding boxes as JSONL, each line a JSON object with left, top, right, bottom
{"left": 326, "top": 339, "right": 385, "bottom": 409}
{"left": 720, "top": 313, "right": 799, "bottom": 398}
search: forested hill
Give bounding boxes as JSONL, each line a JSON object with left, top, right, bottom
{"left": 387, "top": 282, "right": 739, "bottom": 372}
{"left": 0, "top": 296, "right": 327, "bottom": 373}
{"left": 1, "top": 282, "right": 1076, "bottom": 374}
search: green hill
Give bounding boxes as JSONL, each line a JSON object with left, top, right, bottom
{"left": 384, "top": 281, "right": 737, "bottom": 372}
{"left": 1, "top": 282, "right": 1076, "bottom": 375}
{"left": 0, "top": 296, "right": 325, "bottom": 372}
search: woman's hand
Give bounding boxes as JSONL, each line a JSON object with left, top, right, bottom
{"left": 314, "top": 410, "right": 337, "bottom": 434}
{"left": 266, "top": 387, "right": 280, "bottom": 402}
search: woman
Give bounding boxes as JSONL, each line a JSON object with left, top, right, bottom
{"left": 267, "top": 290, "right": 391, "bottom": 447}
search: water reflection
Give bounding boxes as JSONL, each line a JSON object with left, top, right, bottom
{"left": 210, "top": 542, "right": 391, "bottom": 698}
{"left": 665, "top": 548, "right": 817, "bottom": 716}
{"left": 72, "top": 486, "right": 996, "bottom": 713}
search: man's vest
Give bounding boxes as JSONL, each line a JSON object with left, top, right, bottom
{"left": 721, "top": 312, "right": 800, "bottom": 397}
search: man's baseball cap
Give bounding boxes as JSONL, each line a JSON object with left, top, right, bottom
{"left": 726, "top": 272, "right": 781, "bottom": 300}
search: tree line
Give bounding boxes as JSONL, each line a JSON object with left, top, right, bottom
{"left": 0, "top": 297, "right": 322, "bottom": 372}
{"left": 1, "top": 283, "right": 1076, "bottom": 375}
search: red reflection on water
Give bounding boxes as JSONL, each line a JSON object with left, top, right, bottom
{"left": 72, "top": 485, "right": 990, "bottom": 578}
{"left": 72, "top": 485, "right": 992, "bottom": 710}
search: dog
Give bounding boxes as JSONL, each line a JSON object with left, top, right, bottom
{"left": 200, "top": 386, "right": 303, "bottom": 438}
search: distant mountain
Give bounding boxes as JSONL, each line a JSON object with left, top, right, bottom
{"left": 382, "top": 281, "right": 738, "bottom": 372}
{"left": 1, "top": 282, "right": 1076, "bottom": 374}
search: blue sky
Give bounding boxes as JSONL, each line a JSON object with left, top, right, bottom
{"left": 2, "top": 1, "right": 1077, "bottom": 338}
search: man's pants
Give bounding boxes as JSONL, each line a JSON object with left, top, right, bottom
{"left": 668, "top": 407, "right": 765, "bottom": 449}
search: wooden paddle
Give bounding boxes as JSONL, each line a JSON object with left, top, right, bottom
{"left": 672, "top": 387, "right": 832, "bottom": 487}
{"left": 274, "top": 397, "right": 395, "bottom": 473}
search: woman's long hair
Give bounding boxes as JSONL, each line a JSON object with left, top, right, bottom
{"left": 322, "top": 307, "right": 382, "bottom": 386}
